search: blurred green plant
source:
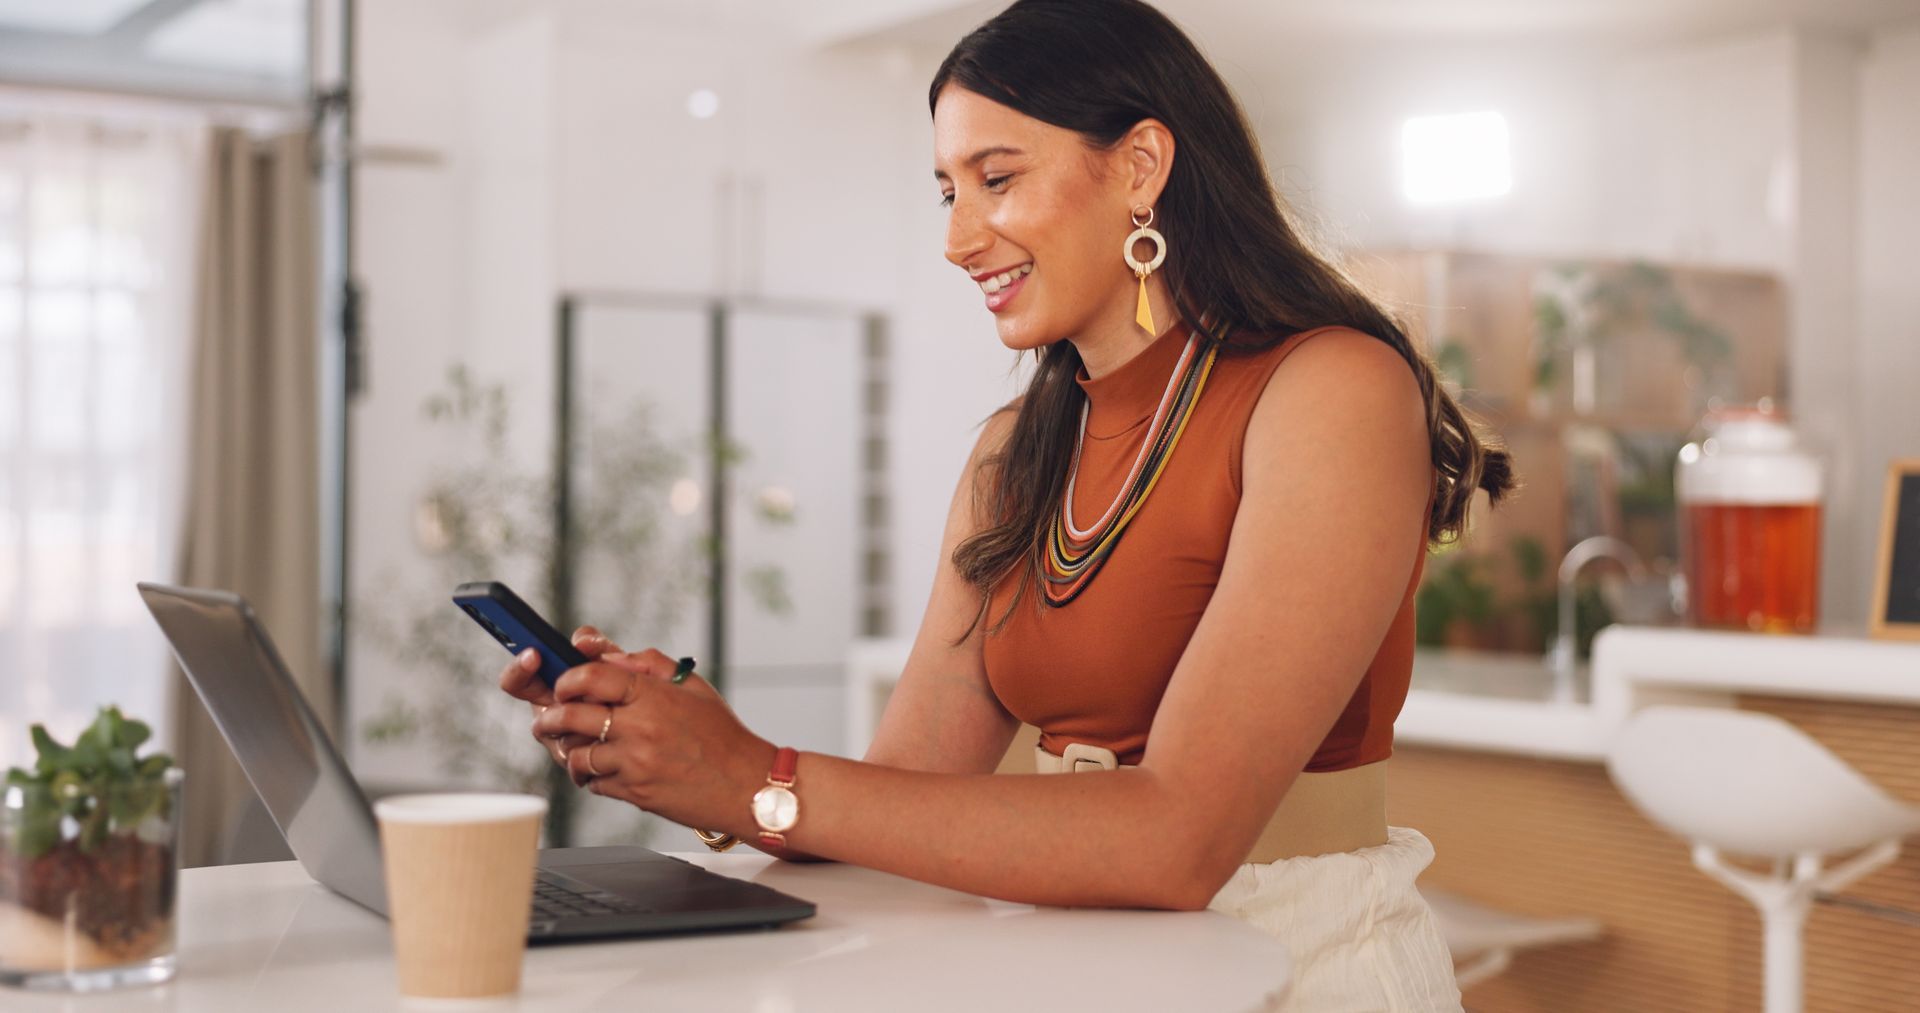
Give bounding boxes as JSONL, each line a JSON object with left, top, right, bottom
{"left": 4, "top": 708, "right": 173, "bottom": 859}
{"left": 1415, "top": 550, "right": 1497, "bottom": 646}
{"left": 1432, "top": 338, "right": 1476, "bottom": 392}
{"left": 1531, "top": 260, "right": 1733, "bottom": 401}
{"left": 359, "top": 366, "right": 790, "bottom": 847}
{"left": 1418, "top": 536, "right": 1614, "bottom": 659}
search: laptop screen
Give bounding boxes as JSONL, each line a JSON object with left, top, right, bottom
{"left": 138, "top": 582, "right": 387, "bottom": 915}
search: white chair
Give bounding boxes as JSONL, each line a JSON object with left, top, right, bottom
{"left": 1421, "top": 888, "right": 1601, "bottom": 989}
{"left": 1606, "top": 706, "right": 1920, "bottom": 1013}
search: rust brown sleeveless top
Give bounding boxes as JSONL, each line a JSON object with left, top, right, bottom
{"left": 983, "top": 321, "right": 1435, "bottom": 771}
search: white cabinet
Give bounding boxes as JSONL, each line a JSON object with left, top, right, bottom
{"left": 1598, "top": 33, "right": 1795, "bottom": 273}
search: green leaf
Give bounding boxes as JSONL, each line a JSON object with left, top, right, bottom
{"left": 105, "top": 781, "right": 144, "bottom": 826}
{"left": 70, "top": 715, "right": 110, "bottom": 770}
{"left": 1415, "top": 582, "right": 1454, "bottom": 645}
{"left": 29, "top": 724, "right": 69, "bottom": 773}
{"left": 1511, "top": 536, "right": 1548, "bottom": 585}
{"left": 16, "top": 788, "right": 62, "bottom": 859}
{"left": 69, "top": 738, "right": 104, "bottom": 770}
{"left": 123, "top": 719, "right": 152, "bottom": 751}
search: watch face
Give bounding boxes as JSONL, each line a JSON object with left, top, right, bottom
{"left": 753, "top": 785, "right": 799, "bottom": 833}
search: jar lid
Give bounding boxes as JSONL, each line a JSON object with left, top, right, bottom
{"left": 1676, "top": 409, "right": 1822, "bottom": 505}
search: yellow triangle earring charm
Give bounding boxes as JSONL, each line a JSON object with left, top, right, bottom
{"left": 1123, "top": 204, "right": 1167, "bottom": 336}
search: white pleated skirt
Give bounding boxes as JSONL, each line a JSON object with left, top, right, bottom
{"left": 1205, "top": 825, "right": 1464, "bottom": 1012}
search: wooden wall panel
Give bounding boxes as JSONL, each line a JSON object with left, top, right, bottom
{"left": 1387, "top": 700, "right": 1920, "bottom": 1011}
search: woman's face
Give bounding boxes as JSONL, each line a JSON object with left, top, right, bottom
{"left": 933, "top": 85, "right": 1149, "bottom": 352}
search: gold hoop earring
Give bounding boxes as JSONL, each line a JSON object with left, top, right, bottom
{"left": 1123, "top": 205, "right": 1167, "bottom": 335}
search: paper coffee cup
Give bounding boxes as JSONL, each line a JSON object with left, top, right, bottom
{"left": 374, "top": 793, "right": 547, "bottom": 1000}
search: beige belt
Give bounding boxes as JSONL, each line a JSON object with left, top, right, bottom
{"left": 1034, "top": 744, "right": 1389, "bottom": 863}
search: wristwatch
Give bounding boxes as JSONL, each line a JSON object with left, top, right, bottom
{"left": 751, "top": 746, "right": 801, "bottom": 847}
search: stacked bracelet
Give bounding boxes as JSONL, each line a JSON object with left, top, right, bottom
{"left": 694, "top": 828, "right": 738, "bottom": 852}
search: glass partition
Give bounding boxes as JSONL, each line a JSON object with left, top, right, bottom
{"left": 562, "top": 297, "right": 882, "bottom": 758}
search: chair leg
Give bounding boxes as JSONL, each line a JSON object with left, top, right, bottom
{"left": 1760, "top": 896, "right": 1809, "bottom": 1013}
{"left": 1814, "top": 839, "right": 1901, "bottom": 895}
{"left": 1691, "top": 844, "right": 1807, "bottom": 1013}
{"left": 1452, "top": 948, "right": 1511, "bottom": 990}
{"left": 1687, "top": 842, "right": 1902, "bottom": 1013}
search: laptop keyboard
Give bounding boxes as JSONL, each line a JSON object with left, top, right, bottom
{"left": 531, "top": 875, "right": 649, "bottom": 920}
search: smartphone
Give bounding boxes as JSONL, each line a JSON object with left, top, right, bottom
{"left": 452, "top": 581, "right": 589, "bottom": 688}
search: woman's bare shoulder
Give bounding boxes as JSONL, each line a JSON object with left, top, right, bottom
{"left": 1244, "top": 326, "right": 1428, "bottom": 488}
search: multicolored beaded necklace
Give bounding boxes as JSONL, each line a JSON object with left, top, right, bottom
{"left": 1043, "top": 329, "right": 1219, "bottom": 606}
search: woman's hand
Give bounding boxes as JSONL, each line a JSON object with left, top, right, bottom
{"left": 531, "top": 650, "right": 776, "bottom": 835}
{"left": 498, "top": 625, "right": 622, "bottom": 765}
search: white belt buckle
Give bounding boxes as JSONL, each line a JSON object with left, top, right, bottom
{"left": 1060, "top": 742, "right": 1119, "bottom": 773}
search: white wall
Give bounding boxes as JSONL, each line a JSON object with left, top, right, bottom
{"left": 1599, "top": 33, "right": 1796, "bottom": 272}
{"left": 1788, "top": 33, "right": 1866, "bottom": 626}
{"left": 1262, "top": 45, "right": 1610, "bottom": 259}
{"left": 1266, "top": 35, "right": 1800, "bottom": 270}
{"left": 1854, "top": 24, "right": 1920, "bottom": 627}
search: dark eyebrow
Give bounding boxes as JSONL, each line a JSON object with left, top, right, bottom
{"left": 933, "top": 146, "right": 1026, "bottom": 182}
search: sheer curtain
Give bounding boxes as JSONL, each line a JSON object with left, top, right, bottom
{"left": 0, "top": 98, "right": 203, "bottom": 769}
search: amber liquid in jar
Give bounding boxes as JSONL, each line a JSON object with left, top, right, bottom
{"left": 1683, "top": 502, "right": 1821, "bottom": 633}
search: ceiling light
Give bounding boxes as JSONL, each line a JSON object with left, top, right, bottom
{"left": 1401, "top": 111, "right": 1512, "bottom": 204}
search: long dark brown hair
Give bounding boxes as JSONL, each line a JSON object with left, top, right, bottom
{"left": 935, "top": 0, "right": 1516, "bottom": 636}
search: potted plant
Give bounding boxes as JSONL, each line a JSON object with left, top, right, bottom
{"left": 1, "top": 707, "right": 180, "bottom": 990}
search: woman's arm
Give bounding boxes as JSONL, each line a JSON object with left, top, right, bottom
{"left": 750, "top": 409, "right": 1025, "bottom": 863}
{"left": 720, "top": 330, "right": 1432, "bottom": 908}
{"left": 860, "top": 408, "right": 1024, "bottom": 775}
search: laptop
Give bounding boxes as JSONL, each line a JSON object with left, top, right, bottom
{"left": 137, "top": 582, "right": 815, "bottom": 942}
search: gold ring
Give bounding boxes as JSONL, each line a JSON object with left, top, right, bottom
{"left": 597, "top": 706, "right": 614, "bottom": 743}
{"left": 584, "top": 743, "right": 603, "bottom": 777}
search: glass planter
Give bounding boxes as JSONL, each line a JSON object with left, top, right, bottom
{"left": 0, "top": 767, "right": 181, "bottom": 991}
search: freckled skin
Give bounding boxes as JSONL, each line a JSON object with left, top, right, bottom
{"left": 932, "top": 85, "right": 1179, "bottom": 378}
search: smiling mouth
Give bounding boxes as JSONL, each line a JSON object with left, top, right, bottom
{"left": 977, "top": 262, "right": 1032, "bottom": 294}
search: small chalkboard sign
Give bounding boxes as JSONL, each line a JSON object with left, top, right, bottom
{"left": 1871, "top": 459, "right": 1920, "bottom": 640}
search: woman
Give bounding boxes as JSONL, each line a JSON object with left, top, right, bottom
{"left": 504, "top": 0, "right": 1512, "bottom": 1007}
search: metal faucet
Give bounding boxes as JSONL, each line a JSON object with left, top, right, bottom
{"left": 1548, "top": 535, "right": 1647, "bottom": 703}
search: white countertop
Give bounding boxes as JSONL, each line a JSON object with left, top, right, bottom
{"left": 6, "top": 854, "right": 1290, "bottom": 1012}
{"left": 1396, "top": 625, "right": 1920, "bottom": 763}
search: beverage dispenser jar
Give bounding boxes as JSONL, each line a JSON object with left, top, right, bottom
{"left": 1674, "top": 404, "right": 1823, "bottom": 633}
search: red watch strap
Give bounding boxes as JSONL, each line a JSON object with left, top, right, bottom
{"left": 768, "top": 746, "right": 798, "bottom": 785}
